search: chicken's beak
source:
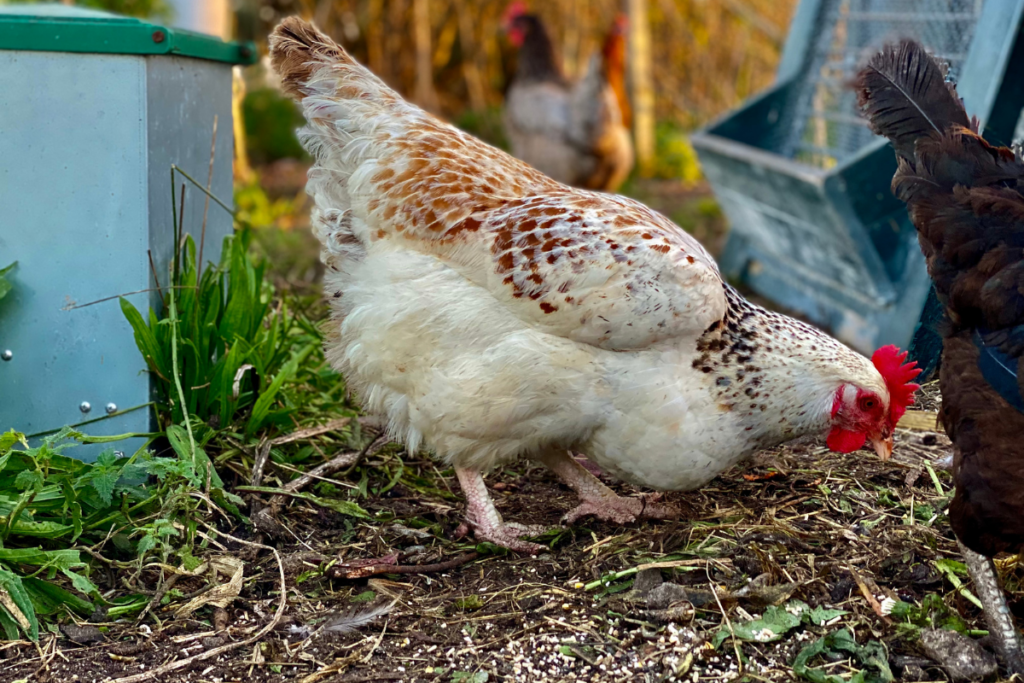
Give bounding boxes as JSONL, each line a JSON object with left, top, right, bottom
{"left": 870, "top": 433, "right": 894, "bottom": 461}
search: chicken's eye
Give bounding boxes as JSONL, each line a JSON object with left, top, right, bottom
{"left": 858, "top": 397, "right": 877, "bottom": 411}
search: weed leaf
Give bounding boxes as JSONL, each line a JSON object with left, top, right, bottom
{"left": 0, "top": 261, "right": 15, "bottom": 302}
{"left": 0, "top": 566, "right": 39, "bottom": 640}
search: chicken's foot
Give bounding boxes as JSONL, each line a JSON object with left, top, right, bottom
{"left": 537, "top": 450, "right": 679, "bottom": 525}
{"left": 454, "top": 467, "right": 548, "bottom": 554}
{"left": 958, "top": 538, "right": 1024, "bottom": 675}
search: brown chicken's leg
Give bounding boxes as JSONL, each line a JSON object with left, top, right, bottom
{"left": 454, "top": 467, "right": 549, "bottom": 554}
{"left": 958, "top": 539, "right": 1024, "bottom": 675}
{"left": 537, "top": 450, "right": 680, "bottom": 524}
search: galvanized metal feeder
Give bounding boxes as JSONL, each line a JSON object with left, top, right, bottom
{"left": 692, "top": 0, "right": 1024, "bottom": 374}
{"left": 0, "top": 5, "right": 256, "bottom": 458}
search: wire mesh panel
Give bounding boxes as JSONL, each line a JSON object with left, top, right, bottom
{"left": 782, "top": 0, "right": 983, "bottom": 167}
{"left": 693, "top": 0, "right": 1024, "bottom": 363}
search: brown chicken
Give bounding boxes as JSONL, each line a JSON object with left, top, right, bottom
{"left": 502, "top": 3, "right": 634, "bottom": 192}
{"left": 857, "top": 40, "right": 1024, "bottom": 674}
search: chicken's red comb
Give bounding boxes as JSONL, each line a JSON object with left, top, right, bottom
{"left": 871, "top": 345, "right": 921, "bottom": 424}
{"left": 502, "top": 0, "right": 529, "bottom": 24}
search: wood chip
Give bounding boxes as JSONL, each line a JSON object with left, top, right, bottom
{"left": 898, "top": 410, "right": 941, "bottom": 432}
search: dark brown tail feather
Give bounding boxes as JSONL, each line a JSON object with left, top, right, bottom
{"left": 854, "top": 39, "right": 973, "bottom": 161}
{"left": 269, "top": 17, "right": 346, "bottom": 99}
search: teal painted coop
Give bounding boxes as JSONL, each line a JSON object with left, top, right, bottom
{"left": 0, "top": 5, "right": 256, "bottom": 459}
{"left": 691, "top": 0, "right": 1024, "bottom": 375}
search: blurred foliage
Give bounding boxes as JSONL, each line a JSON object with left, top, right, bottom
{"left": 242, "top": 0, "right": 796, "bottom": 130}
{"left": 17, "top": 0, "right": 171, "bottom": 20}
{"left": 670, "top": 196, "right": 723, "bottom": 241}
{"left": 454, "top": 106, "right": 509, "bottom": 151}
{"left": 236, "top": 173, "right": 305, "bottom": 229}
{"left": 653, "top": 122, "right": 703, "bottom": 184}
{"left": 241, "top": 84, "right": 508, "bottom": 165}
{"left": 243, "top": 87, "right": 309, "bottom": 165}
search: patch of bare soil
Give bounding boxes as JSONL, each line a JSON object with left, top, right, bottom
{"left": 6, "top": 389, "right": 1021, "bottom": 683}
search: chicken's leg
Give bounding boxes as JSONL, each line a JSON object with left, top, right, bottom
{"left": 537, "top": 450, "right": 679, "bottom": 524}
{"left": 958, "top": 539, "right": 1024, "bottom": 675}
{"left": 454, "top": 467, "right": 548, "bottom": 554}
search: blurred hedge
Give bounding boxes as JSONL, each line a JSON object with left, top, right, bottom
{"left": 239, "top": 0, "right": 796, "bottom": 129}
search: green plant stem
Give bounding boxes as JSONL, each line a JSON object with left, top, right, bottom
{"left": 925, "top": 462, "right": 945, "bottom": 497}
{"left": 25, "top": 409, "right": 154, "bottom": 439}
{"left": 83, "top": 495, "right": 159, "bottom": 532}
{"left": 1, "top": 489, "right": 39, "bottom": 542}
{"left": 172, "top": 165, "right": 237, "bottom": 218}
{"left": 584, "top": 568, "right": 639, "bottom": 591}
{"left": 106, "top": 598, "right": 149, "bottom": 619}
{"left": 167, "top": 266, "right": 197, "bottom": 467}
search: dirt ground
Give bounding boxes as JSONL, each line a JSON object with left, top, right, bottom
{"left": 7, "top": 381, "right": 1022, "bottom": 683}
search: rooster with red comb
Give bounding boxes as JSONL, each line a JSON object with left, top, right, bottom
{"left": 500, "top": 1, "right": 634, "bottom": 191}
{"left": 268, "top": 17, "right": 919, "bottom": 554}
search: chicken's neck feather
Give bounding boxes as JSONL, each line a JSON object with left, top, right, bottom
{"left": 693, "top": 286, "right": 881, "bottom": 448}
{"left": 514, "top": 18, "right": 568, "bottom": 86}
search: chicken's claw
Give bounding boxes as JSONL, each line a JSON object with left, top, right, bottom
{"left": 455, "top": 467, "right": 550, "bottom": 554}
{"left": 468, "top": 521, "right": 550, "bottom": 554}
{"left": 538, "top": 451, "right": 680, "bottom": 526}
{"left": 562, "top": 493, "right": 680, "bottom": 526}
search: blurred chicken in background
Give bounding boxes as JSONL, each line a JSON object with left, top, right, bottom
{"left": 502, "top": 2, "right": 634, "bottom": 192}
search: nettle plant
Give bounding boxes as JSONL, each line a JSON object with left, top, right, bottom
{"left": 0, "top": 426, "right": 228, "bottom": 640}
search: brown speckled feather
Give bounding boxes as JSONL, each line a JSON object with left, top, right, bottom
{"left": 270, "top": 17, "right": 725, "bottom": 352}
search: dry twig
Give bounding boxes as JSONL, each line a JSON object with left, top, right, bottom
{"left": 328, "top": 552, "right": 480, "bottom": 579}
{"left": 134, "top": 571, "right": 180, "bottom": 626}
{"left": 250, "top": 437, "right": 272, "bottom": 487}
{"left": 850, "top": 567, "right": 893, "bottom": 625}
{"left": 707, "top": 562, "right": 743, "bottom": 675}
{"left": 270, "top": 417, "right": 352, "bottom": 446}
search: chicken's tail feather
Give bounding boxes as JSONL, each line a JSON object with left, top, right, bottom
{"left": 269, "top": 17, "right": 345, "bottom": 98}
{"left": 854, "top": 39, "right": 973, "bottom": 161}
{"left": 270, "top": 16, "right": 403, "bottom": 110}
{"left": 857, "top": 40, "right": 1024, "bottom": 334}
{"left": 856, "top": 40, "right": 1019, "bottom": 204}
{"left": 270, "top": 17, "right": 418, "bottom": 275}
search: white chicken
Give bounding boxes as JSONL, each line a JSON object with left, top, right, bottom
{"left": 269, "top": 18, "right": 919, "bottom": 552}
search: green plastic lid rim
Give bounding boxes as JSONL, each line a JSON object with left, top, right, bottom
{"left": 0, "top": 5, "right": 257, "bottom": 66}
